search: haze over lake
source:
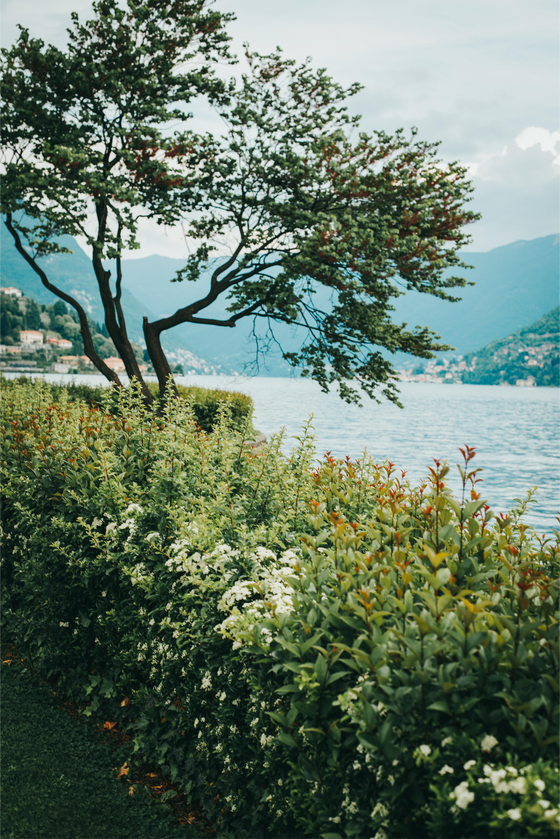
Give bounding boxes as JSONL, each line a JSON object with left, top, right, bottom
{"left": 6, "top": 373, "right": 558, "bottom": 533}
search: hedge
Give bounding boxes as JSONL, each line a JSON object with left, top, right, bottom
{"left": 1, "top": 378, "right": 558, "bottom": 838}
{"left": 8, "top": 377, "right": 254, "bottom": 433}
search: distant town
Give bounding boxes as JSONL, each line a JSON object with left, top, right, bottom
{"left": 0, "top": 286, "right": 149, "bottom": 375}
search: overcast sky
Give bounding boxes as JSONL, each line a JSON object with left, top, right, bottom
{"left": 2, "top": 0, "right": 559, "bottom": 257}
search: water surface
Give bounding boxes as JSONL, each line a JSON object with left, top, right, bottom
{"left": 4, "top": 373, "right": 558, "bottom": 533}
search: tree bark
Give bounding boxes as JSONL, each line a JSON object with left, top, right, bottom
{"left": 91, "top": 203, "right": 153, "bottom": 406}
{"left": 143, "top": 317, "right": 178, "bottom": 402}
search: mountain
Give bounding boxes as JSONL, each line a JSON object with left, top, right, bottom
{"left": 0, "top": 223, "right": 220, "bottom": 373}
{"left": 118, "top": 234, "right": 560, "bottom": 372}
{"left": 460, "top": 306, "right": 559, "bottom": 386}
{"left": 3, "top": 221, "right": 558, "bottom": 375}
{"left": 392, "top": 234, "right": 559, "bottom": 355}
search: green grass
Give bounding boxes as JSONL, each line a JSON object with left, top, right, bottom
{"left": 0, "top": 661, "right": 199, "bottom": 839}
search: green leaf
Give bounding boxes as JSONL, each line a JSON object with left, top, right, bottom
{"left": 277, "top": 730, "right": 297, "bottom": 748}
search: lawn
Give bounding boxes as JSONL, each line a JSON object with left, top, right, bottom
{"left": 1, "top": 658, "right": 201, "bottom": 839}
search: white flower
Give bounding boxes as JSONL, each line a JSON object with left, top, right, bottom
{"left": 482, "top": 765, "right": 508, "bottom": 792}
{"left": 201, "top": 672, "right": 212, "bottom": 690}
{"left": 91, "top": 517, "right": 103, "bottom": 528}
{"left": 387, "top": 775, "right": 395, "bottom": 786}
{"left": 463, "top": 760, "right": 476, "bottom": 771}
{"left": 439, "top": 765, "right": 455, "bottom": 775}
{"left": 353, "top": 761, "right": 361, "bottom": 770}
{"left": 544, "top": 809, "right": 558, "bottom": 819}
{"left": 538, "top": 800, "right": 550, "bottom": 809}
{"left": 371, "top": 802, "right": 389, "bottom": 819}
{"left": 441, "top": 736, "right": 453, "bottom": 747}
{"left": 480, "top": 734, "right": 498, "bottom": 752}
{"left": 506, "top": 808, "right": 521, "bottom": 821}
{"left": 508, "top": 777, "right": 526, "bottom": 795}
{"left": 534, "top": 778, "right": 546, "bottom": 792}
{"left": 450, "top": 781, "right": 474, "bottom": 809}
{"left": 59, "top": 621, "right": 69, "bottom": 628}
{"left": 419, "top": 744, "right": 431, "bottom": 757}
{"left": 101, "top": 591, "right": 107, "bottom": 597}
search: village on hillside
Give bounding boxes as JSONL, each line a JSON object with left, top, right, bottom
{"left": 0, "top": 286, "right": 152, "bottom": 375}
{"left": 398, "top": 307, "right": 559, "bottom": 388}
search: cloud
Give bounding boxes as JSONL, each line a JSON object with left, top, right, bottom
{"left": 515, "top": 126, "right": 560, "bottom": 162}
{"left": 2, "top": 1, "right": 558, "bottom": 254}
{"left": 462, "top": 130, "right": 559, "bottom": 251}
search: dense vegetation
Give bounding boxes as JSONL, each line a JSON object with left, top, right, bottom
{"left": 462, "top": 307, "right": 559, "bottom": 387}
{"left": 0, "top": 292, "right": 41, "bottom": 341}
{"left": 1, "top": 378, "right": 558, "bottom": 838}
{"left": 41, "top": 379, "right": 254, "bottom": 435}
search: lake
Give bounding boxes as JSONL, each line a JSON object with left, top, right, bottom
{"left": 3, "top": 372, "right": 559, "bottom": 534}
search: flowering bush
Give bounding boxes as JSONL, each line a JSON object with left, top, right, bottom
{"left": 1, "top": 379, "right": 558, "bottom": 838}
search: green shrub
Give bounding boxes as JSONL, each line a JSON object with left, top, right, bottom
{"left": 158, "top": 382, "right": 254, "bottom": 434}
{"left": 228, "top": 480, "right": 559, "bottom": 836}
{"left": 1, "top": 376, "right": 254, "bottom": 433}
{"left": 1, "top": 379, "right": 558, "bottom": 838}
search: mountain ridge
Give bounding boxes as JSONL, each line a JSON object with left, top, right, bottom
{"left": 2, "top": 224, "right": 558, "bottom": 375}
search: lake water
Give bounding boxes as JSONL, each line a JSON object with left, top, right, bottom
{"left": 3, "top": 372, "right": 559, "bottom": 534}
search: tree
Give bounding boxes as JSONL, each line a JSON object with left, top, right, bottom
{"left": 24, "top": 297, "right": 43, "bottom": 331}
{"left": 145, "top": 51, "right": 480, "bottom": 404}
{"left": 2, "top": 3, "right": 479, "bottom": 406}
{"left": 1, "top": 0, "right": 233, "bottom": 404}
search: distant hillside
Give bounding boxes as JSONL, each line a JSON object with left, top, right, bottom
{"left": 0, "top": 223, "right": 221, "bottom": 374}
{"left": 3, "top": 220, "right": 558, "bottom": 376}
{"left": 461, "top": 307, "right": 559, "bottom": 386}
{"left": 120, "top": 234, "right": 560, "bottom": 373}
{"left": 393, "top": 234, "right": 559, "bottom": 355}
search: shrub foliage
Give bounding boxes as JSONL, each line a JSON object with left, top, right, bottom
{"left": 14, "top": 377, "right": 254, "bottom": 433}
{"left": 1, "top": 379, "right": 558, "bottom": 838}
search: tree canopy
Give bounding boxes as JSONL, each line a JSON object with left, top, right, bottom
{"left": 1, "top": 0, "right": 479, "bottom": 405}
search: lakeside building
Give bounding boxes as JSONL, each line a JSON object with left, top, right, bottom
{"left": 1, "top": 287, "right": 22, "bottom": 297}
{"left": 59, "top": 355, "right": 95, "bottom": 368}
{"left": 102, "top": 357, "right": 149, "bottom": 374}
{"left": 104, "top": 356, "right": 126, "bottom": 372}
{"left": 19, "top": 330, "right": 44, "bottom": 344}
{"left": 46, "top": 337, "right": 73, "bottom": 349}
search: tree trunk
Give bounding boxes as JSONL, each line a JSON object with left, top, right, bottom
{"left": 143, "top": 317, "right": 178, "bottom": 402}
{"left": 89, "top": 224, "right": 153, "bottom": 406}
{"left": 4, "top": 214, "right": 124, "bottom": 386}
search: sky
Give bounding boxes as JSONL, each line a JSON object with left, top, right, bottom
{"left": 2, "top": 0, "right": 559, "bottom": 257}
